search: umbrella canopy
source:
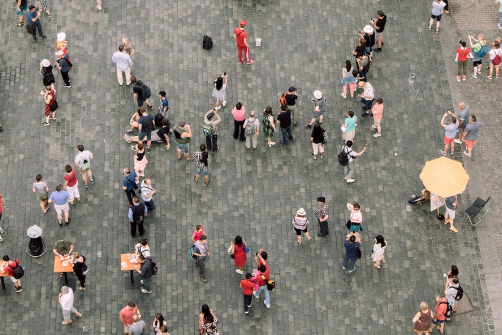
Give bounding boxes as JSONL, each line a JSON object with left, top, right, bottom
{"left": 419, "top": 156, "right": 469, "bottom": 198}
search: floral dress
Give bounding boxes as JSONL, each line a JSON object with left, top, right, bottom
{"left": 262, "top": 115, "right": 276, "bottom": 138}
{"left": 202, "top": 318, "right": 219, "bottom": 334}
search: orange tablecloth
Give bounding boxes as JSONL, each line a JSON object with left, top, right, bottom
{"left": 120, "top": 254, "right": 139, "bottom": 271}
{"left": 53, "top": 256, "right": 74, "bottom": 273}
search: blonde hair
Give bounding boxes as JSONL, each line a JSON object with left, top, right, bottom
{"left": 478, "top": 34, "right": 486, "bottom": 45}
{"left": 122, "top": 37, "right": 131, "bottom": 47}
{"left": 419, "top": 302, "right": 429, "bottom": 311}
{"left": 72, "top": 252, "right": 80, "bottom": 258}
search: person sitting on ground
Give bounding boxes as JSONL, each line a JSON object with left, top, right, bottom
{"left": 124, "top": 118, "right": 171, "bottom": 150}
{"left": 127, "top": 108, "right": 143, "bottom": 133}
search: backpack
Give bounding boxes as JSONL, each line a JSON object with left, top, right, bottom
{"left": 43, "top": 71, "right": 55, "bottom": 84}
{"left": 154, "top": 112, "right": 164, "bottom": 128}
{"left": 151, "top": 261, "right": 158, "bottom": 275}
{"left": 439, "top": 301, "right": 453, "bottom": 319}
{"left": 245, "top": 118, "right": 257, "bottom": 136}
{"left": 266, "top": 279, "right": 275, "bottom": 291}
{"left": 9, "top": 263, "right": 24, "bottom": 279}
{"left": 189, "top": 244, "right": 197, "bottom": 259}
{"left": 492, "top": 50, "right": 501, "bottom": 66}
{"left": 141, "top": 115, "right": 154, "bottom": 132}
{"left": 477, "top": 43, "right": 488, "bottom": 58}
{"left": 202, "top": 124, "right": 214, "bottom": 136}
{"left": 203, "top": 35, "right": 213, "bottom": 50}
{"left": 338, "top": 146, "right": 353, "bottom": 166}
{"left": 279, "top": 92, "right": 287, "bottom": 106}
{"left": 26, "top": 24, "right": 36, "bottom": 36}
{"left": 451, "top": 285, "right": 464, "bottom": 301}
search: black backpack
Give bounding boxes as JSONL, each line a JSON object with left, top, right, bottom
{"left": 154, "top": 112, "right": 164, "bottom": 128}
{"left": 338, "top": 146, "right": 353, "bottom": 166}
{"left": 9, "top": 263, "right": 24, "bottom": 279}
{"left": 439, "top": 301, "right": 453, "bottom": 318}
{"left": 203, "top": 35, "right": 213, "bottom": 50}
{"left": 452, "top": 285, "right": 464, "bottom": 301}
{"left": 141, "top": 115, "right": 154, "bottom": 132}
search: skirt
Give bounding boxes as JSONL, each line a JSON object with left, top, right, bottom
{"left": 134, "top": 156, "right": 149, "bottom": 171}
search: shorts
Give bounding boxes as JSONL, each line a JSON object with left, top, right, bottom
{"left": 432, "top": 319, "right": 445, "bottom": 324}
{"left": 138, "top": 131, "right": 152, "bottom": 141}
{"left": 294, "top": 227, "right": 308, "bottom": 235}
{"left": 473, "top": 60, "right": 482, "bottom": 67}
{"left": 443, "top": 136, "right": 455, "bottom": 145}
{"left": 373, "top": 118, "right": 382, "bottom": 127}
{"left": 17, "top": 4, "right": 28, "bottom": 15}
{"left": 196, "top": 167, "right": 210, "bottom": 176}
{"left": 54, "top": 203, "right": 70, "bottom": 215}
{"left": 10, "top": 276, "right": 17, "bottom": 283}
{"left": 464, "top": 139, "right": 476, "bottom": 149}
{"left": 123, "top": 324, "right": 130, "bottom": 333}
{"left": 176, "top": 142, "right": 189, "bottom": 153}
{"left": 445, "top": 207, "right": 456, "bottom": 219}
{"left": 431, "top": 14, "right": 442, "bottom": 21}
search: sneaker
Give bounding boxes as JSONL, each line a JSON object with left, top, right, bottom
{"left": 41, "top": 35, "right": 47, "bottom": 39}
{"left": 63, "top": 84, "right": 71, "bottom": 87}
{"left": 428, "top": 26, "right": 432, "bottom": 31}
{"left": 215, "top": 106, "right": 221, "bottom": 110}
{"left": 451, "top": 151, "right": 454, "bottom": 155}
{"left": 462, "top": 75, "right": 466, "bottom": 81}
{"left": 16, "top": 22, "right": 24, "bottom": 27}
{"left": 436, "top": 29, "right": 439, "bottom": 34}
{"left": 463, "top": 151, "right": 471, "bottom": 157}
{"left": 200, "top": 276, "right": 208, "bottom": 283}
{"left": 371, "top": 125, "right": 378, "bottom": 129}
{"left": 440, "top": 149, "right": 446, "bottom": 156}
{"left": 454, "top": 139, "right": 462, "bottom": 144}
{"left": 140, "top": 280, "right": 144, "bottom": 284}
{"left": 348, "top": 269, "right": 355, "bottom": 273}
{"left": 499, "top": 23, "right": 502, "bottom": 29}
{"left": 373, "top": 133, "right": 381, "bottom": 138}
{"left": 487, "top": 76, "right": 493, "bottom": 79}
{"left": 375, "top": 48, "right": 382, "bottom": 52}
{"left": 456, "top": 75, "right": 461, "bottom": 81}
{"left": 471, "top": 74, "right": 477, "bottom": 79}
{"left": 0, "top": 227, "right": 4, "bottom": 234}
{"left": 146, "top": 148, "right": 151, "bottom": 154}
{"left": 478, "top": 70, "right": 482, "bottom": 74}
{"left": 450, "top": 227, "right": 459, "bottom": 233}
{"left": 84, "top": 184, "right": 89, "bottom": 189}
{"left": 42, "top": 122, "right": 50, "bottom": 126}
{"left": 247, "top": 60, "right": 255, "bottom": 65}
{"left": 264, "top": 301, "right": 270, "bottom": 308}
{"left": 124, "top": 134, "right": 132, "bottom": 143}
{"left": 236, "top": 269, "right": 244, "bottom": 274}
{"left": 247, "top": 302, "right": 253, "bottom": 308}
{"left": 222, "top": 100, "right": 227, "bottom": 107}
{"left": 244, "top": 310, "right": 249, "bottom": 314}
{"left": 342, "top": 266, "right": 346, "bottom": 270}
{"left": 341, "top": 93, "right": 346, "bottom": 99}
{"left": 148, "top": 105, "right": 153, "bottom": 110}
{"left": 313, "top": 155, "right": 317, "bottom": 160}
{"left": 141, "top": 289, "right": 152, "bottom": 294}
{"left": 15, "top": 286, "right": 23, "bottom": 292}
{"left": 0, "top": 236, "right": 3, "bottom": 242}
{"left": 346, "top": 178, "right": 355, "bottom": 183}
{"left": 97, "top": 5, "right": 102, "bottom": 10}
{"left": 90, "top": 177, "right": 95, "bottom": 184}
{"left": 50, "top": 117, "right": 56, "bottom": 120}
{"left": 253, "top": 292, "right": 259, "bottom": 299}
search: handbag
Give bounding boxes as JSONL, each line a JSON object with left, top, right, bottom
{"left": 346, "top": 220, "right": 352, "bottom": 230}
{"left": 340, "top": 124, "right": 347, "bottom": 132}
{"left": 322, "top": 132, "right": 328, "bottom": 145}
{"left": 356, "top": 246, "right": 362, "bottom": 259}
{"left": 228, "top": 245, "right": 234, "bottom": 259}
{"left": 243, "top": 243, "right": 250, "bottom": 253}
{"left": 49, "top": 100, "right": 58, "bottom": 112}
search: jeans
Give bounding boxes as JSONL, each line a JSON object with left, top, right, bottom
{"left": 117, "top": 67, "right": 131, "bottom": 85}
{"left": 61, "top": 71, "right": 71, "bottom": 86}
{"left": 233, "top": 120, "right": 246, "bottom": 140}
{"left": 361, "top": 98, "right": 374, "bottom": 112}
{"left": 197, "top": 256, "right": 206, "bottom": 277}
{"left": 125, "top": 189, "right": 137, "bottom": 205}
{"left": 144, "top": 199, "right": 155, "bottom": 211}
{"left": 244, "top": 294, "right": 252, "bottom": 312}
{"left": 205, "top": 135, "right": 218, "bottom": 152}
{"left": 142, "top": 277, "right": 151, "bottom": 291}
{"left": 344, "top": 160, "right": 354, "bottom": 179}
{"left": 342, "top": 255, "right": 357, "bottom": 271}
{"left": 130, "top": 220, "right": 145, "bottom": 236}
{"left": 255, "top": 285, "right": 270, "bottom": 305}
{"left": 280, "top": 126, "right": 293, "bottom": 144}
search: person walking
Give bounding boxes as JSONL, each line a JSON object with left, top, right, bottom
{"left": 74, "top": 145, "right": 95, "bottom": 189}
{"left": 371, "top": 98, "right": 384, "bottom": 137}
{"left": 444, "top": 265, "right": 459, "bottom": 291}
{"left": 193, "top": 144, "right": 211, "bottom": 185}
{"left": 371, "top": 235, "right": 387, "bottom": 269}
{"left": 277, "top": 105, "right": 294, "bottom": 145}
{"left": 468, "top": 34, "right": 487, "bottom": 78}
{"left": 72, "top": 252, "right": 88, "bottom": 290}
{"left": 58, "top": 286, "right": 82, "bottom": 324}
{"left": 55, "top": 50, "right": 71, "bottom": 87}
{"left": 1, "top": 255, "right": 23, "bottom": 292}
{"left": 371, "top": 11, "right": 387, "bottom": 52}
{"left": 341, "top": 60, "right": 357, "bottom": 98}
{"left": 0, "top": 194, "right": 5, "bottom": 241}
{"left": 462, "top": 115, "right": 482, "bottom": 157}
{"left": 428, "top": 0, "right": 447, "bottom": 33}
{"left": 27, "top": 5, "right": 47, "bottom": 42}
{"left": 32, "top": 174, "right": 50, "bottom": 214}
{"left": 342, "top": 234, "right": 361, "bottom": 273}
{"left": 229, "top": 235, "right": 247, "bottom": 274}
{"left": 16, "top": 0, "right": 29, "bottom": 27}
{"left": 243, "top": 110, "right": 260, "bottom": 149}
{"left": 305, "top": 90, "right": 326, "bottom": 128}
{"left": 173, "top": 121, "right": 193, "bottom": 160}
{"left": 444, "top": 194, "right": 459, "bottom": 232}
{"left": 262, "top": 107, "right": 277, "bottom": 147}
{"left": 191, "top": 225, "right": 205, "bottom": 243}
{"left": 198, "top": 305, "right": 218, "bottom": 334}
{"left": 40, "top": 59, "right": 55, "bottom": 90}
{"left": 212, "top": 73, "right": 228, "bottom": 110}
{"left": 342, "top": 141, "right": 367, "bottom": 183}
{"left": 122, "top": 168, "right": 138, "bottom": 206}
{"left": 283, "top": 87, "right": 299, "bottom": 126}
{"left": 128, "top": 197, "right": 147, "bottom": 237}
{"left": 192, "top": 235, "right": 210, "bottom": 283}
{"left": 253, "top": 263, "right": 271, "bottom": 309}
{"left": 445, "top": 278, "right": 461, "bottom": 314}
{"left": 432, "top": 294, "right": 448, "bottom": 334}
{"left": 140, "top": 177, "right": 156, "bottom": 212}
{"left": 440, "top": 111, "right": 459, "bottom": 156}
{"left": 488, "top": 40, "right": 501, "bottom": 79}
{"left": 131, "top": 76, "right": 153, "bottom": 109}
{"left": 292, "top": 208, "right": 311, "bottom": 245}
{"left": 133, "top": 143, "right": 148, "bottom": 181}
{"left": 119, "top": 301, "right": 141, "bottom": 335}
{"left": 315, "top": 197, "right": 329, "bottom": 237}
{"left": 412, "top": 302, "right": 434, "bottom": 334}
{"left": 358, "top": 81, "right": 375, "bottom": 116}
{"left": 346, "top": 202, "right": 363, "bottom": 233}
{"left": 232, "top": 102, "right": 247, "bottom": 141}
{"left": 310, "top": 123, "right": 326, "bottom": 160}
{"left": 48, "top": 184, "right": 73, "bottom": 225}
{"left": 158, "top": 91, "right": 169, "bottom": 118}
{"left": 240, "top": 273, "right": 256, "bottom": 314}
{"left": 204, "top": 109, "right": 221, "bottom": 152}
{"left": 234, "top": 20, "right": 255, "bottom": 64}
{"left": 63, "top": 165, "right": 80, "bottom": 204}
{"left": 456, "top": 40, "right": 472, "bottom": 81}
{"left": 341, "top": 111, "right": 357, "bottom": 143}
{"left": 112, "top": 45, "right": 133, "bottom": 86}
{"left": 136, "top": 254, "right": 154, "bottom": 294}
{"left": 41, "top": 86, "right": 56, "bottom": 126}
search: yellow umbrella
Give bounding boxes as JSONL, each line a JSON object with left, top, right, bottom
{"left": 419, "top": 156, "right": 469, "bottom": 197}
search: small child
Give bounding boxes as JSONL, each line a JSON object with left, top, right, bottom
{"left": 191, "top": 225, "right": 204, "bottom": 243}
{"left": 240, "top": 273, "right": 256, "bottom": 314}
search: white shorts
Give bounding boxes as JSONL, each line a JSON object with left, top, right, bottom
{"left": 54, "top": 203, "right": 69, "bottom": 215}
{"left": 10, "top": 276, "right": 17, "bottom": 283}
{"left": 446, "top": 207, "right": 455, "bottom": 219}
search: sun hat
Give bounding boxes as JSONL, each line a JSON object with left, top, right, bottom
{"left": 296, "top": 208, "right": 306, "bottom": 216}
{"left": 41, "top": 59, "right": 50, "bottom": 67}
{"left": 363, "top": 25, "right": 374, "bottom": 34}
{"left": 55, "top": 50, "right": 64, "bottom": 56}
{"left": 313, "top": 90, "right": 323, "bottom": 99}
{"left": 57, "top": 32, "right": 66, "bottom": 41}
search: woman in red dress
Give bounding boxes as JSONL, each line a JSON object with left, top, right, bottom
{"left": 42, "top": 86, "right": 56, "bottom": 126}
{"left": 230, "top": 235, "right": 246, "bottom": 275}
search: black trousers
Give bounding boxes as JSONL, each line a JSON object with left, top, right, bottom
{"left": 319, "top": 219, "right": 329, "bottom": 235}
{"left": 61, "top": 71, "right": 71, "bottom": 86}
{"left": 244, "top": 294, "right": 252, "bottom": 312}
{"left": 205, "top": 135, "right": 218, "bottom": 152}
{"left": 125, "top": 189, "right": 137, "bottom": 205}
{"left": 130, "top": 220, "right": 144, "bottom": 236}
{"left": 233, "top": 120, "right": 246, "bottom": 140}
{"left": 76, "top": 273, "right": 86, "bottom": 287}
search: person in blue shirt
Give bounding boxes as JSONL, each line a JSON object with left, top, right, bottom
{"left": 26, "top": 5, "right": 47, "bottom": 42}
{"left": 122, "top": 168, "right": 138, "bottom": 206}
{"left": 342, "top": 234, "right": 361, "bottom": 273}
{"left": 48, "top": 184, "right": 73, "bottom": 225}
{"left": 158, "top": 91, "right": 169, "bottom": 118}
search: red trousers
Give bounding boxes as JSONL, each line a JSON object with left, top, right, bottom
{"left": 237, "top": 45, "right": 250, "bottom": 63}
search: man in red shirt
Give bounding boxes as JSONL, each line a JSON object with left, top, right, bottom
{"left": 64, "top": 164, "right": 80, "bottom": 205}
{"left": 0, "top": 193, "right": 5, "bottom": 242}
{"left": 253, "top": 263, "right": 271, "bottom": 308}
{"left": 1, "top": 255, "right": 23, "bottom": 292}
{"left": 233, "top": 20, "right": 255, "bottom": 65}
{"left": 240, "top": 273, "right": 256, "bottom": 314}
{"left": 432, "top": 294, "right": 448, "bottom": 333}
{"left": 119, "top": 301, "right": 141, "bottom": 334}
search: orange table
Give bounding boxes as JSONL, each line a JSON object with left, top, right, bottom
{"left": 120, "top": 253, "right": 139, "bottom": 283}
{"left": 0, "top": 262, "right": 9, "bottom": 290}
{"left": 54, "top": 256, "right": 74, "bottom": 285}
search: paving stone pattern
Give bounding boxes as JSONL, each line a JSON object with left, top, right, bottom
{"left": 0, "top": 0, "right": 498, "bottom": 334}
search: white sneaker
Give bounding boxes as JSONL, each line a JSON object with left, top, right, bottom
{"left": 215, "top": 106, "right": 221, "bottom": 110}
{"left": 264, "top": 301, "right": 270, "bottom": 308}
{"left": 454, "top": 139, "right": 462, "bottom": 144}
{"left": 222, "top": 101, "right": 227, "bottom": 106}
{"left": 346, "top": 178, "right": 355, "bottom": 183}
{"left": 341, "top": 93, "right": 346, "bottom": 99}
{"left": 140, "top": 280, "right": 144, "bottom": 284}
{"left": 236, "top": 269, "right": 244, "bottom": 274}
{"left": 371, "top": 125, "right": 377, "bottom": 129}
{"left": 440, "top": 149, "right": 446, "bottom": 156}
{"left": 253, "top": 292, "right": 259, "bottom": 299}
{"left": 141, "top": 289, "right": 152, "bottom": 294}
{"left": 373, "top": 133, "right": 381, "bottom": 137}
{"left": 97, "top": 5, "right": 102, "bottom": 10}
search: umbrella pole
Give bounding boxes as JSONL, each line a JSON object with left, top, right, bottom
{"left": 436, "top": 208, "right": 444, "bottom": 220}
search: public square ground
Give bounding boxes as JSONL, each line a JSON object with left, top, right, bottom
{"left": 0, "top": 0, "right": 501, "bottom": 334}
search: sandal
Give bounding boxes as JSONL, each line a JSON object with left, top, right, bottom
{"left": 75, "top": 312, "right": 82, "bottom": 318}
{"left": 193, "top": 176, "right": 198, "bottom": 183}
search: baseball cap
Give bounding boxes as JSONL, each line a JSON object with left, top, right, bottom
{"left": 240, "top": 20, "right": 247, "bottom": 27}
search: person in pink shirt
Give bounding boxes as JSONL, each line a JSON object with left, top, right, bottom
{"left": 371, "top": 98, "right": 384, "bottom": 137}
{"left": 191, "top": 225, "right": 204, "bottom": 243}
{"left": 232, "top": 102, "right": 247, "bottom": 141}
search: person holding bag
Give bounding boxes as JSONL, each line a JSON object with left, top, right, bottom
{"left": 229, "top": 235, "right": 247, "bottom": 274}
{"left": 341, "top": 111, "right": 357, "bottom": 143}
{"left": 292, "top": 208, "right": 311, "bottom": 245}
{"left": 42, "top": 86, "right": 57, "bottom": 126}
{"left": 346, "top": 202, "right": 363, "bottom": 233}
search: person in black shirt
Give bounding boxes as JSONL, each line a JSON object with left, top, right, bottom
{"left": 284, "top": 87, "right": 299, "bottom": 126}
{"left": 137, "top": 255, "right": 154, "bottom": 293}
{"left": 371, "top": 11, "right": 387, "bottom": 52}
{"left": 276, "top": 105, "right": 294, "bottom": 145}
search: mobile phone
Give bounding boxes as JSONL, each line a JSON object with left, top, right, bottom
{"left": 224, "top": 72, "right": 227, "bottom": 75}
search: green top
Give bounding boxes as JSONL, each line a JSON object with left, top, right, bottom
{"left": 344, "top": 116, "right": 358, "bottom": 132}
{"left": 498, "top": 0, "right": 502, "bottom": 12}
{"left": 53, "top": 238, "right": 72, "bottom": 255}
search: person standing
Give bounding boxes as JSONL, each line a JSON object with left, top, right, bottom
{"left": 432, "top": 294, "right": 448, "bottom": 333}
{"left": 240, "top": 273, "right": 256, "bottom": 314}
{"left": 133, "top": 143, "right": 148, "bottom": 181}
{"left": 262, "top": 107, "right": 277, "bottom": 147}
{"left": 16, "top": 0, "right": 29, "bottom": 27}
{"left": 27, "top": 5, "right": 47, "bottom": 42}
{"left": 412, "top": 302, "right": 434, "bottom": 335}
{"left": 468, "top": 34, "right": 487, "bottom": 78}
{"left": 204, "top": 109, "right": 221, "bottom": 152}
{"left": 211, "top": 73, "right": 228, "bottom": 110}
{"left": 342, "top": 234, "right": 361, "bottom": 273}
{"left": 234, "top": 21, "right": 255, "bottom": 65}
{"left": 462, "top": 115, "right": 482, "bottom": 157}
{"left": 341, "top": 61, "right": 357, "bottom": 98}
{"left": 0, "top": 193, "right": 5, "bottom": 241}
{"left": 138, "top": 107, "right": 155, "bottom": 153}
{"left": 456, "top": 40, "right": 472, "bottom": 81}
{"left": 232, "top": 102, "right": 247, "bottom": 141}
{"left": 1, "top": 255, "right": 23, "bottom": 292}
{"left": 32, "top": 174, "right": 49, "bottom": 214}
{"left": 305, "top": 90, "right": 326, "bottom": 128}
{"left": 74, "top": 145, "right": 95, "bottom": 188}
{"left": 192, "top": 235, "right": 210, "bottom": 283}
{"left": 315, "top": 197, "right": 329, "bottom": 237}
{"left": 122, "top": 37, "right": 135, "bottom": 56}
{"left": 152, "top": 314, "right": 168, "bottom": 335}
{"left": 371, "top": 98, "right": 384, "bottom": 137}
{"left": 131, "top": 76, "right": 153, "bottom": 109}
{"left": 41, "top": 86, "right": 56, "bottom": 126}
{"left": 55, "top": 50, "right": 71, "bottom": 87}
{"left": 428, "top": 0, "right": 447, "bottom": 33}
{"left": 444, "top": 194, "right": 459, "bottom": 233}
{"left": 454, "top": 102, "right": 470, "bottom": 144}
{"left": 72, "top": 252, "right": 88, "bottom": 290}
{"left": 243, "top": 111, "right": 260, "bottom": 149}
{"left": 119, "top": 301, "right": 141, "bottom": 335}
{"left": 140, "top": 177, "right": 156, "bottom": 212}
{"left": 440, "top": 111, "right": 459, "bottom": 156}
{"left": 371, "top": 11, "right": 387, "bottom": 52}
{"left": 362, "top": 25, "right": 376, "bottom": 62}
{"left": 487, "top": 40, "right": 501, "bottom": 80}
{"left": 122, "top": 168, "right": 138, "bottom": 206}
{"left": 53, "top": 238, "right": 74, "bottom": 277}
{"left": 112, "top": 45, "right": 133, "bottom": 86}
{"left": 128, "top": 314, "right": 147, "bottom": 334}
{"left": 342, "top": 111, "right": 357, "bottom": 143}
{"left": 342, "top": 141, "right": 367, "bottom": 183}
{"left": 292, "top": 208, "right": 311, "bottom": 245}
{"left": 346, "top": 202, "right": 363, "bottom": 232}
{"left": 229, "top": 235, "right": 247, "bottom": 274}
{"left": 193, "top": 144, "right": 211, "bottom": 185}
{"left": 158, "top": 91, "right": 169, "bottom": 117}
{"left": 58, "top": 286, "right": 82, "bottom": 325}
{"left": 48, "top": 184, "right": 73, "bottom": 225}
{"left": 128, "top": 197, "right": 147, "bottom": 237}
{"left": 136, "top": 255, "right": 154, "bottom": 294}
{"left": 497, "top": 0, "right": 502, "bottom": 29}
{"left": 444, "top": 265, "right": 459, "bottom": 291}
{"left": 276, "top": 104, "right": 294, "bottom": 145}
{"left": 358, "top": 81, "right": 374, "bottom": 116}
{"left": 63, "top": 165, "right": 80, "bottom": 204}
{"left": 310, "top": 123, "right": 326, "bottom": 160}
{"left": 173, "top": 121, "right": 193, "bottom": 160}
{"left": 253, "top": 263, "right": 271, "bottom": 309}
{"left": 371, "top": 235, "right": 387, "bottom": 269}
{"left": 198, "top": 305, "right": 218, "bottom": 334}
{"left": 283, "top": 87, "right": 299, "bottom": 126}
{"left": 40, "top": 59, "right": 55, "bottom": 90}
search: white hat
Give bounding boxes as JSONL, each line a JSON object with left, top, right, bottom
{"left": 57, "top": 32, "right": 66, "bottom": 41}
{"left": 296, "top": 208, "right": 306, "bottom": 216}
{"left": 41, "top": 59, "right": 50, "bottom": 67}
{"left": 55, "top": 50, "right": 64, "bottom": 56}
{"left": 363, "top": 25, "right": 374, "bottom": 34}
{"left": 313, "top": 90, "right": 323, "bottom": 99}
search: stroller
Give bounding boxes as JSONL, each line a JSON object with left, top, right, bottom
{"left": 408, "top": 189, "right": 430, "bottom": 206}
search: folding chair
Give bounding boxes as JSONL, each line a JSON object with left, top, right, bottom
{"left": 472, "top": 196, "right": 491, "bottom": 218}
{"left": 465, "top": 205, "right": 481, "bottom": 227}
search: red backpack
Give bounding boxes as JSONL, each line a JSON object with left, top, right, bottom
{"left": 493, "top": 50, "right": 501, "bottom": 66}
{"left": 279, "top": 92, "right": 287, "bottom": 106}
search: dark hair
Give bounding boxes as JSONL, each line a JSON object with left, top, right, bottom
{"left": 65, "top": 165, "right": 72, "bottom": 173}
{"left": 137, "top": 108, "right": 143, "bottom": 117}
{"left": 159, "top": 91, "right": 166, "bottom": 97}
{"left": 451, "top": 116, "right": 457, "bottom": 124}
{"left": 119, "top": 45, "right": 125, "bottom": 52}
{"left": 77, "top": 145, "right": 84, "bottom": 152}
{"left": 200, "top": 235, "right": 207, "bottom": 241}
{"left": 131, "top": 76, "right": 137, "bottom": 84}
{"left": 155, "top": 313, "right": 165, "bottom": 327}
{"left": 376, "top": 98, "right": 383, "bottom": 104}
{"left": 36, "top": 174, "right": 43, "bottom": 182}
{"left": 56, "top": 184, "right": 62, "bottom": 192}
{"left": 353, "top": 203, "right": 361, "bottom": 210}
{"left": 245, "top": 273, "right": 252, "bottom": 279}
{"left": 471, "top": 115, "right": 477, "bottom": 122}
{"left": 133, "top": 197, "right": 139, "bottom": 203}
{"left": 29, "top": 5, "right": 35, "bottom": 10}
{"left": 452, "top": 278, "right": 459, "bottom": 284}
{"left": 375, "top": 235, "right": 386, "bottom": 247}
{"left": 349, "top": 235, "right": 356, "bottom": 243}
{"left": 281, "top": 104, "right": 287, "bottom": 111}
{"left": 3, "top": 255, "right": 10, "bottom": 261}
{"left": 311, "top": 122, "right": 324, "bottom": 137}
{"left": 345, "top": 60, "right": 352, "bottom": 73}
{"left": 139, "top": 255, "right": 146, "bottom": 261}
{"left": 264, "top": 106, "right": 273, "bottom": 116}
{"left": 377, "top": 10, "right": 385, "bottom": 17}
{"left": 201, "top": 304, "right": 213, "bottom": 323}
{"left": 162, "top": 118, "right": 169, "bottom": 126}
{"left": 260, "top": 251, "right": 268, "bottom": 260}
{"left": 140, "top": 239, "right": 148, "bottom": 246}
{"left": 352, "top": 70, "right": 358, "bottom": 78}
{"left": 348, "top": 110, "right": 354, "bottom": 118}
{"left": 235, "top": 235, "right": 243, "bottom": 247}
{"left": 450, "top": 265, "right": 459, "bottom": 277}
{"left": 200, "top": 152, "right": 209, "bottom": 167}
{"left": 236, "top": 102, "right": 243, "bottom": 110}
{"left": 346, "top": 140, "right": 353, "bottom": 147}
{"left": 214, "top": 77, "right": 224, "bottom": 90}
{"left": 258, "top": 264, "right": 266, "bottom": 272}
{"left": 128, "top": 301, "right": 136, "bottom": 308}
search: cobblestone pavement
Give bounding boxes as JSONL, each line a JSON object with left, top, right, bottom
{"left": 0, "top": 0, "right": 499, "bottom": 334}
